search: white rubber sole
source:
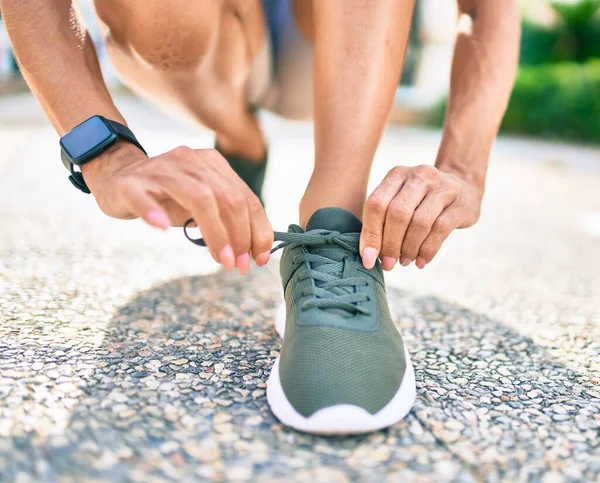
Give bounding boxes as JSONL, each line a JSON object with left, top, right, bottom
{"left": 266, "top": 303, "right": 416, "bottom": 435}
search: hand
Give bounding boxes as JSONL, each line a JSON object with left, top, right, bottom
{"left": 360, "top": 165, "right": 482, "bottom": 270}
{"left": 81, "top": 142, "right": 274, "bottom": 273}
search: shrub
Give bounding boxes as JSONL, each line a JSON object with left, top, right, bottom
{"left": 520, "top": 20, "right": 563, "bottom": 66}
{"left": 429, "top": 61, "right": 600, "bottom": 144}
{"left": 520, "top": 19, "right": 600, "bottom": 66}
{"left": 501, "top": 60, "right": 600, "bottom": 143}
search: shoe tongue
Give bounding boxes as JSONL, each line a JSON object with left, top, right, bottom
{"left": 306, "top": 208, "right": 362, "bottom": 233}
{"left": 304, "top": 207, "right": 361, "bottom": 288}
{"left": 304, "top": 208, "right": 362, "bottom": 317}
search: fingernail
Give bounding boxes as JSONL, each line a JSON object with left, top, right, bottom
{"left": 400, "top": 256, "right": 411, "bottom": 267}
{"left": 237, "top": 252, "right": 250, "bottom": 275}
{"left": 416, "top": 257, "right": 426, "bottom": 269}
{"left": 219, "top": 245, "right": 235, "bottom": 270}
{"left": 255, "top": 251, "right": 271, "bottom": 267}
{"left": 147, "top": 210, "right": 170, "bottom": 230}
{"left": 362, "top": 247, "right": 378, "bottom": 269}
{"left": 381, "top": 256, "right": 397, "bottom": 271}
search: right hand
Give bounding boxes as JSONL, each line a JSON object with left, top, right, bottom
{"left": 81, "top": 143, "right": 274, "bottom": 273}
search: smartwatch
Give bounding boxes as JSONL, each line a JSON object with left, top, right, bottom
{"left": 60, "top": 115, "right": 147, "bottom": 194}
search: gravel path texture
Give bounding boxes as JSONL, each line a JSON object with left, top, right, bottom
{"left": 1, "top": 95, "right": 599, "bottom": 482}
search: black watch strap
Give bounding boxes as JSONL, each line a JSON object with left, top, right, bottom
{"left": 63, "top": 118, "right": 147, "bottom": 194}
{"left": 68, "top": 166, "right": 92, "bottom": 194}
{"left": 109, "top": 119, "right": 147, "bottom": 156}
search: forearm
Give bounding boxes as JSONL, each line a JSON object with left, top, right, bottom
{"left": 436, "top": 0, "right": 520, "bottom": 191}
{"left": 1, "top": 0, "right": 124, "bottom": 135}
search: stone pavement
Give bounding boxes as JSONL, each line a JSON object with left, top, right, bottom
{"left": 0, "top": 94, "right": 599, "bottom": 483}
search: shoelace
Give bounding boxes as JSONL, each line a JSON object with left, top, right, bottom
{"left": 184, "top": 221, "right": 370, "bottom": 316}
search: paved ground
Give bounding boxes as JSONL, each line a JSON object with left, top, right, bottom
{"left": 0, "top": 93, "right": 599, "bottom": 483}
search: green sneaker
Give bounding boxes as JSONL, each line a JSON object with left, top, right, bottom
{"left": 266, "top": 207, "right": 415, "bottom": 434}
{"left": 182, "top": 207, "right": 415, "bottom": 434}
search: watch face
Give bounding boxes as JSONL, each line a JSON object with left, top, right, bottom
{"left": 60, "top": 115, "right": 117, "bottom": 165}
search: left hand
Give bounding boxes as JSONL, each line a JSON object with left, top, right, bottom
{"left": 360, "top": 165, "right": 483, "bottom": 270}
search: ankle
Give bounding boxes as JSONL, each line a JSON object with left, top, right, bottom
{"left": 216, "top": 134, "right": 267, "bottom": 163}
{"left": 215, "top": 114, "right": 267, "bottom": 163}
{"left": 299, "top": 185, "right": 366, "bottom": 229}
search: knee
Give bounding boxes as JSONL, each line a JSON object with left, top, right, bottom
{"left": 99, "top": 0, "right": 221, "bottom": 71}
{"left": 132, "top": 1, "right": 220, "bottom": 71}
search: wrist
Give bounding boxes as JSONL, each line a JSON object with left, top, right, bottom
{"left": 437, "top": 162, "right": 485, "bottom": 193}
{"left": 81, "top": 140, "right": 146, "bottom": 182}
{"left": 436, "top": 114, "right": 499, "bottom": 191}
{"left": 436, "top": 140, "right": 489, "bottom": 195}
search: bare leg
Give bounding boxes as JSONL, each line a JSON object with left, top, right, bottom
{"left": 94, "top": 0, "right": 267, "bottom": 161}
{"left": 95, "top": 0, "right": 415, "bottom": 224}
{"left": 299, "top": 0, "right": 416, "bottom": 227}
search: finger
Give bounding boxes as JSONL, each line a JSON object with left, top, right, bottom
{"left": 119, "top": 180, "right": 171, "bottom": 230}
{"left": 401, "top": 191, "right": 454, "bottom": 264}
{"left": 156, "top": 198, "right": 193, "bottom": 227}
{"left": 214, "top": 185, "right": 252, "bottom": 269}
{"left": 246, "top": 190, "right": 274, "bottom": 267}
{"left": 206, "top": 150, "right": 259, "bottom": 273}
{"left": 236, "top": 253, "right": 251, "bottom": 275}
{"left": 360, "top": 167, "right": 407, "bottom": 269}
{"left": 417, "top": 205, "right": 460, "bottom": 268}
{"left": 136, "top": 184, "right": 195, "bottom": 228}
{"left": 161, "top": 177, "right": 235, "bottom": 270}
{"left": 379, "top": 179, "right": 429, "bottom": 270}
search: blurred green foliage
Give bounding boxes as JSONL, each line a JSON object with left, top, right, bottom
{"left": 550, "top": 0, "right": 600, "bottom": 27}
{"left": 431, "top": 61, "right": 600, "bottom": 143}
{"left": 513, "top": 2, "right": 600, "bottom": 142}
{"left": 432, "top": 2, "right": 600, "bottom": 143}
{"left": 502, "top": 60, "right": 600, "bottom": 142}
{"left": 520, "top": 19, "right": 600, "bottom": 65}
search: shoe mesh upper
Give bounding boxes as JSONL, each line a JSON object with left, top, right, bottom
{"left": 279, "top": 281, "right": 407, "bottom": 417}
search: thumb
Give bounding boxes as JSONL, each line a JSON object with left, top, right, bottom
{"left": 360, "top": 178, "right": 403, "bottom": 268}
{"left": 120, "top": 181, "right": 171, "bottom": 230}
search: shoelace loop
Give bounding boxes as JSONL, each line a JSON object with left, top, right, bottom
{"left": 184, "top": 220, "right": 370, "bottom": 316}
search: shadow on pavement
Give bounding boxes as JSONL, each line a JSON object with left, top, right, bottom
{"left": 6, "top": 268, "right": 598, "bottom": 482}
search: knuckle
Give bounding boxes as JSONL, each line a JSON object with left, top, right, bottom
{"left": 190, "top": 186, "right": 213, "bottom": 206}
{"left": 203, "top": 148, "right": 230, "bottom": 168}
{"left": 171, "top": 145, "right": 195, "bottom": 160}
{"left": 412, "top": 166, "right": 438, "bottom": 187}
{"left": 415, "top": 164, "right": 437, "bottom": 178}
{"left": 412, "top": 214, "right": 431, "bottom": 231}
{"left": 366, "top": 194, "right": 387, "bottom": 215}
{"left": 402, "top": 244, "right": 418, "bottom": 259}
{"left": 439, "top": 176, "right": 455, "bottom": 190}
{"left": 222, "top": 191, "right": 246, "bottom": 210}
{"left": 432, "top": 216, "right": 452, "bottom": 234}
{"left": 380, "top": 239, "right": 400, "bottom": 257}
{"left": 361, "top": 224, "right": 382, "bottom": 242}
{"left": 405, "top": 177, "right": 424, "bottom": 190}
{"left": 419, "top": 243, "right": 438, "bottom": 262}
{"left": 388, "top": 205, "right": 411, "bottom": 225}
{"left": 255, "top": 231, "right": 274, "bottom": 250}
{"left": 246, "top": 194, "right": 265, "bottom": 216}
{"left": 390, "top": 166, "right": 406, "bottom": 178}
{"left": 203, "top": 148, "right": 223, "bottom": 162}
